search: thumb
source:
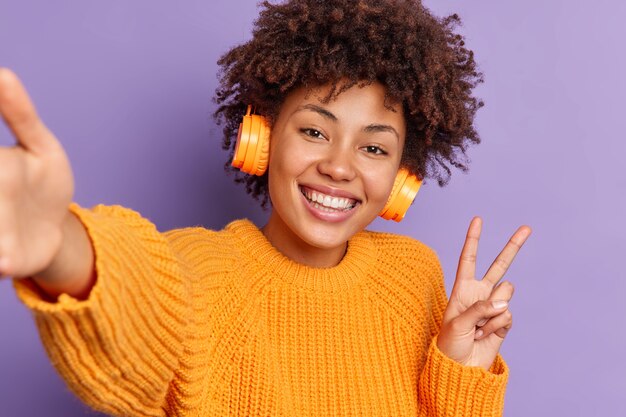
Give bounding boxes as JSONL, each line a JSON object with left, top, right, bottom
{"left": 452, "top": 299, "right": 509, "bottom": 333}
{"left": 0, "top": 68, "right": 57, "bottom": 155}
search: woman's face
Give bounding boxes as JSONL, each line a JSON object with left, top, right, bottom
{"left": 264, "top": 81, "right": 406, "bottom": 262}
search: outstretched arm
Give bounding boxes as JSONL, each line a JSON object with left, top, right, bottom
{"left": 2, "top": 69, "right": 190, "bottom": 416}
{"left": 0, "top": 68, "right": 95, "bottom": 299}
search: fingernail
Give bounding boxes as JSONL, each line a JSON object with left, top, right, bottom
{"left": 492, "top": 300, "right": 508, "bottom": 309}
{"left": 477, "top": 319, "right": 487, "bottom": 327}
{"left": 475, "top": 329, "right": 484, "bottom": 339}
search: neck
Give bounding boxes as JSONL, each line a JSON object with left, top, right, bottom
{"left": 261, "top": 211, "right": 347, "bottom": 268}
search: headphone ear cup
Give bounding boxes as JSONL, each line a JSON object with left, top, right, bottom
{"left": 379, "top": 168, "right": 422, "bottom": 222}
{"left": 232, "top": 106, "right": 271, "bottom": 176}
{"left": 250, "top": 116, "right": 271, "bottom": 176}
{"left": 241, "top": 114, "right": 262, "bottom": 174}
{"left": 232, "top": 108, "right": 253, "bottom": 171}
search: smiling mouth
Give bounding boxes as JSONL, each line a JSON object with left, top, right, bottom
{"left": 299, "top": 185, "right": 360, "bottom": 212}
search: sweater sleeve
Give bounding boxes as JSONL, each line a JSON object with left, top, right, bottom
{"left": 12, "top": 203, "right": 190, "bottom": 417}
{"left": 416, "top": 249, "right": 508, "bottom": 417}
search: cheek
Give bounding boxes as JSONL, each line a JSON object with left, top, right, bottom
{"left": 269, "top": 137, "right": 316, "bottom": 178}
{"left": 267, "top": 138, "right": 308, "bottom": 202}
{"left": 362, "top": 167, "right": 398, "bottom": 205}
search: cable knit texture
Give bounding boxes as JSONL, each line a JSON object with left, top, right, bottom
{"left": 14, "top": 203, "right": 508, "bottom": 416}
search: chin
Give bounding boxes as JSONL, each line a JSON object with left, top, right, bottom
{"left": 290, "top": 206, "right": 373, "bottom": 251}
{"left": 296, "top": 226, "right": 354, "bottom": 250}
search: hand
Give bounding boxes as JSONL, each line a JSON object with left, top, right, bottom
{"left": 0, "top": 68, "right": 74, "bottom": 279}
{"left": 436, "top": 217, "right": 531, "bottom": 370}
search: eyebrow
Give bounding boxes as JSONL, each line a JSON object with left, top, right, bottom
{"left": 294, "top": 104, "right": 400, "bottom": 140}
{"left": 295, "top": 104, "right": 337, "bottom": 121}
{"left": 363, "top": 124, "right": 399, "bottom": 140}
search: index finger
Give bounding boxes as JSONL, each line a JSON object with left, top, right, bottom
{"left": 482, "top": 225, "right": 532, "bottom": 287}
{"left": 455, "top": 216, "right": 482, "bottom": 282}
{"left": 0, "top": 68, "right": 52, "bottom": 154}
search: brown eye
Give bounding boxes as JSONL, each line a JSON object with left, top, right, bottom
{"left": 300, "top": 128, "right": 325, "bottom": 139}
{"left": 364, "top": 145, "right": 387, "bottom": 155}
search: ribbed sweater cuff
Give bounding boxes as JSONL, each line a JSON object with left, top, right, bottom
{"left": 13, "top": 203, "right": 188, "bottom": 416}
{"left": 417, "top": 335, "right": 508, "bottom": 417}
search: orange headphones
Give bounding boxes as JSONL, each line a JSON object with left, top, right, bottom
{"left": 232, "top": 105, "right": 422, "bottom": 222}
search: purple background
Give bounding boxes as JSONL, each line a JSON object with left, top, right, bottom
{"left": 0, "top": 1, "right": 624, "bottom": 415}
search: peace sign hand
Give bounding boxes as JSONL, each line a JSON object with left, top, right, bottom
{"left": 436, "top": 217, "right": 532, "bottom": 371}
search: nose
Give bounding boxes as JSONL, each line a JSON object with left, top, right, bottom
{"left": 316, "top": 145, "right": 356, "bottom": 182}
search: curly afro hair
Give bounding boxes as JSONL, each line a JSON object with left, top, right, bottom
{"left": 214, "top": 0, "right": 484, "bottom": 207}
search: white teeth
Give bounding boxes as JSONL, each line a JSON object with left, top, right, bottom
{"left": 312, "top": 202, "right": 342, "bottom": 212}
{"left": 300, "top": 186, "right": 357, "bottom": 211}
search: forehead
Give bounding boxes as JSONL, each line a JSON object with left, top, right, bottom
{"left": 278, "top": 81, "right": 405, "bottom": 128}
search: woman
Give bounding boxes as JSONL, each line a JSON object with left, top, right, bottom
{"left": 0, "top": 0, "right": 530, "bottom": 415}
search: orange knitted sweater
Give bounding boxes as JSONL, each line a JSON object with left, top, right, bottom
{"left": 14, "top": 203, "right": 508, "bottom": 416}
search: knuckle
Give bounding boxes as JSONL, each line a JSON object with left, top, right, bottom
{"left": 449, "top": 317, "right": 462, "bottom": 331}
{"left": 475, "top": 300, "right": 491, "bottom": 314}
{"left": 508, "top": 238, "right": 523, "bottom": 250}
{"left": 474, "top": 300, "right": 486, "bottom": 310}
{"left": 482, "top": 324, "right": 496, "bottom": 335}
{"left": 449, "top": 317, "right": 467, "bottom": 333}
{"left": 499, "top": 280, "right": 515, "bottom": 295}
{"left": 497, "top": 328, "right": 510, "bottom": 338}
{"left": 460, "top": 253, "right": 477, "bottom": 263}
{"left": 499, "top": 280, "right": 513, "bottom": 290}
{"left": 495, "top": 256, "right": 510, "bottom": 271}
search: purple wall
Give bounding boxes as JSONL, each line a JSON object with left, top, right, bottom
{"left": 0, "top": 1, "right": 624, "bottom": 415}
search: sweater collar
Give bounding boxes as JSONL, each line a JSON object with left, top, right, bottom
{"left": 226, "top": 219, "right": 376, "bottom": 293}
